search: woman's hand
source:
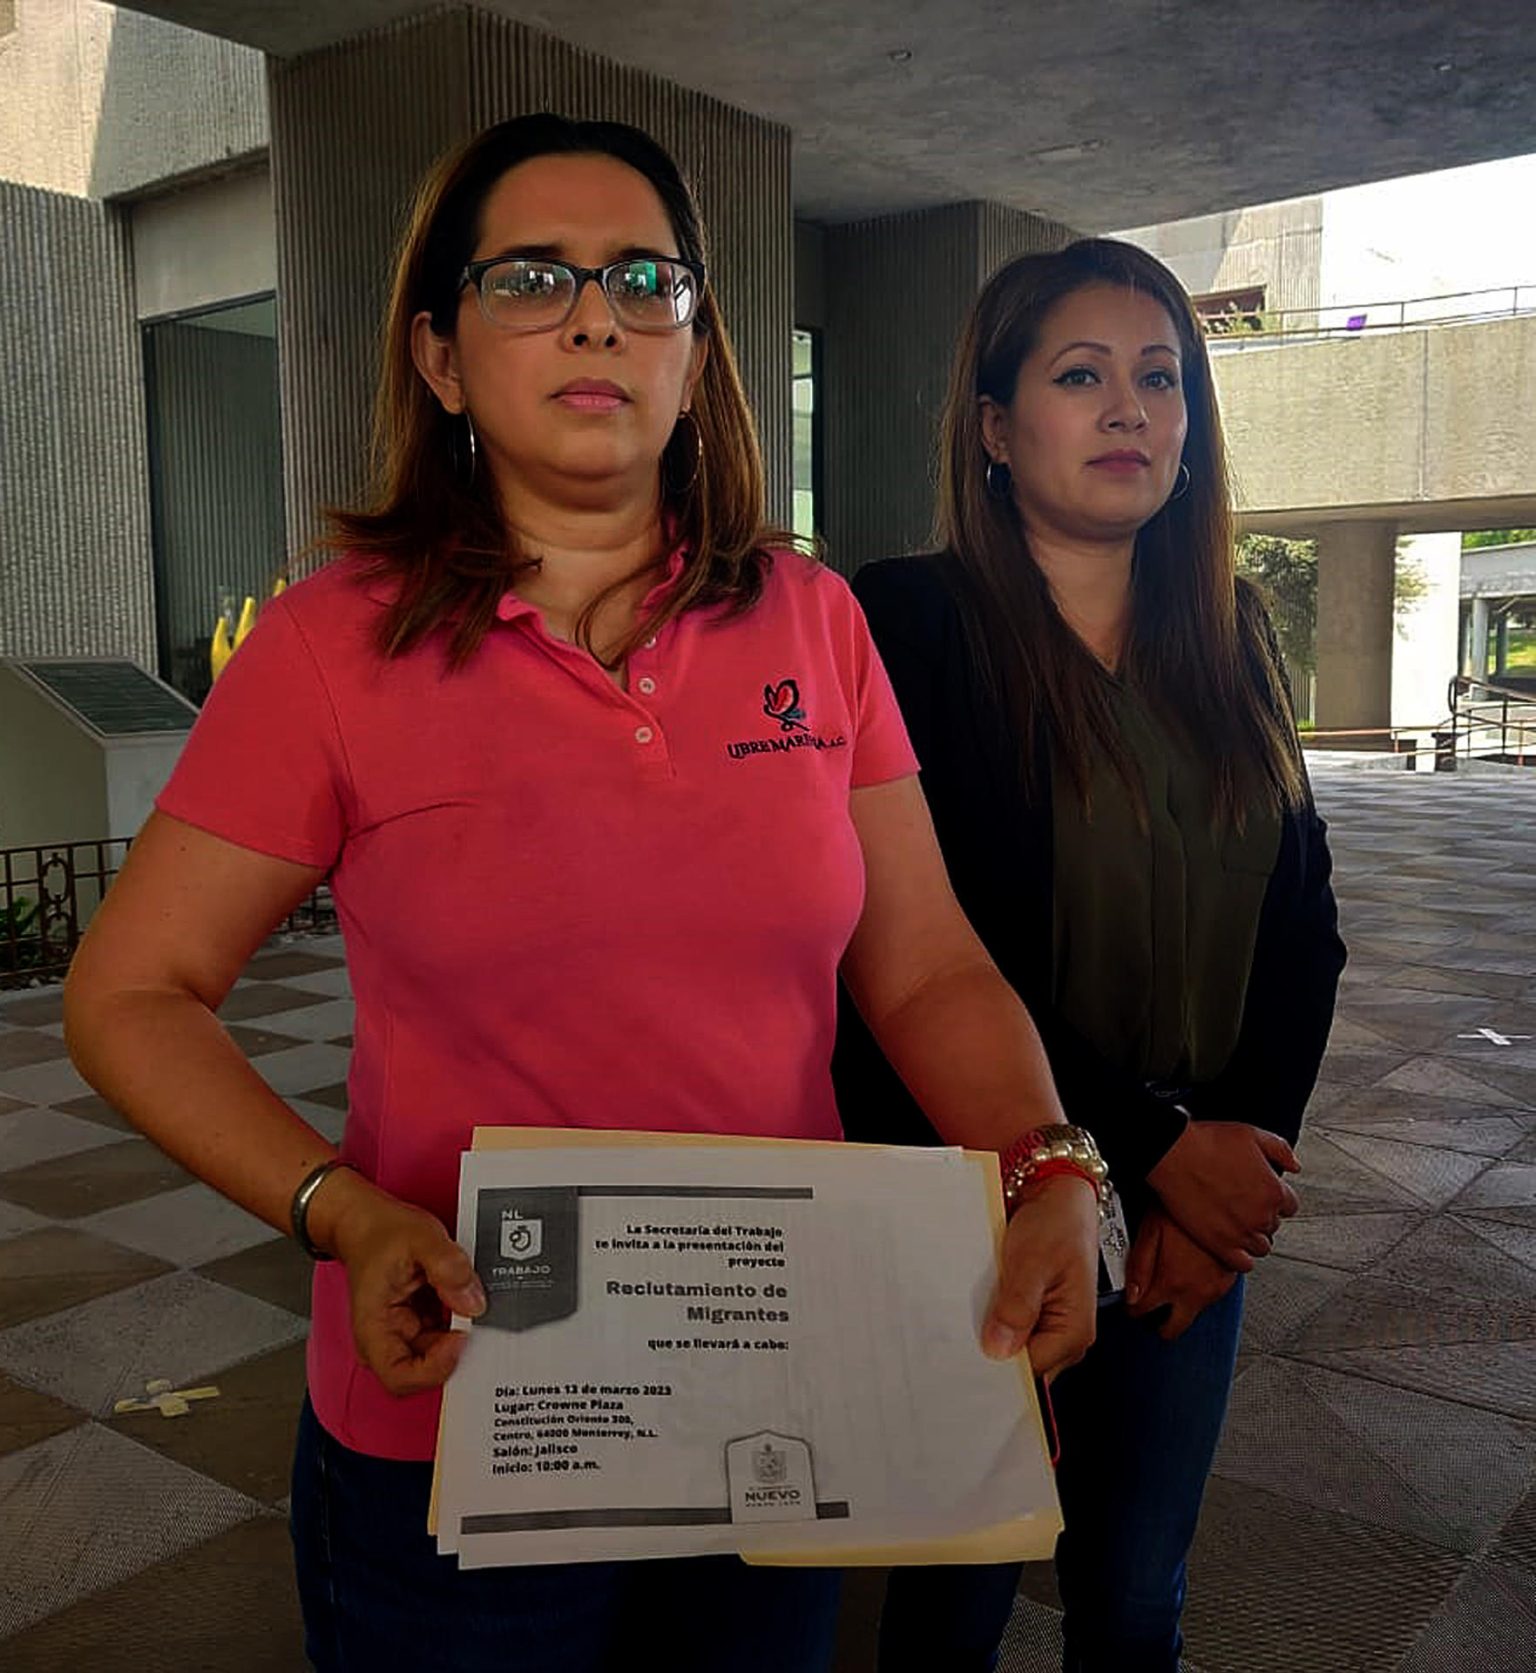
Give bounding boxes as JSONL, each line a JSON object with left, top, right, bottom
{"left": 982, "top": 1174, "right": 1099, "bottom": 1378}
{"left": 1146, "top": 1120, "right": 1299, "bottom": 1270}
{"left": 318, "top": 1171, "right": 488, "bottom": 1396}
{"left": 1124, "top": 1205, "right": 1239, "bottom": 1340}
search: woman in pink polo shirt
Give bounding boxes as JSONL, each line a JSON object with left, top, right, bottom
{"left": 65, "top": 115, "right": 1101, "bottom": 1673}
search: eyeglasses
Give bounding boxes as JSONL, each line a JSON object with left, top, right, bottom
{"left": 457, "top": 255, "right": 706, "bottom": 334}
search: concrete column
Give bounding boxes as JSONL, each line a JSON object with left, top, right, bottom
{"left": 1495, "top": 611, "right": 1511, "bottom": 676}
{"left": 268, "top": 6, "right": 792, "bottom": 554}
{"left": 821, "top": 201, "right": 1075, "bottom": 575}
{"left": 1315, "top": 519, "right": 1397, "bottom": 743}
{"left": 1468, "top": 596, "right": 1491, "bottom": 679}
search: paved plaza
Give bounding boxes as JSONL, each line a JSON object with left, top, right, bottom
{"left": 1, "top": 764, "right": 1533, "bottom": 1670}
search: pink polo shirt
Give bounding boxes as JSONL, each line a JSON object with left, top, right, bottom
{"left": 157, "top": 548, "right": 916, "bottom": 1460}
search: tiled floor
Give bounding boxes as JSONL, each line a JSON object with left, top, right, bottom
{"left": 2, "top": 765, "right": 1534, "bottom": 1670}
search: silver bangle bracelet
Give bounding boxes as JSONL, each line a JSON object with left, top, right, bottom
{"left": 290, "top": 1158, "right": 356, "bottom": 1261}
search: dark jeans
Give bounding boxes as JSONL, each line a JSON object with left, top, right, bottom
{"left": 876, "top": 1280, "right": 1245, "bottom": 1673}
{"left": 289, "top": 1397, "right": 841, "bottom": 1673}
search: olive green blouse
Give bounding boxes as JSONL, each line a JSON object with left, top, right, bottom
{"left": 1051, "top": 674, "right": 1281, "bottom": 1085}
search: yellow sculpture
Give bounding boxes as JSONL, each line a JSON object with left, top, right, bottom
{"left": 210, "top": 575, "right": 288, "bottom": 684}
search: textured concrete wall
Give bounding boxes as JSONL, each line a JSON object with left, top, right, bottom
{"left": 0, "top": 1, "right": 266, "bottom": 200}
{"left": 0, "top": 182, "right": 155, "bottom": 665}
{"left": 822, "top": 201, "right": 1074, "bottom": 574}
{"left": 1216, "top": 314, "right": 1536, "bottom": 532}
{"left": 1315, "top": 519, "right": 1397, "bottom": 736}
{"left": 132, "top": 165, "right": 276, "bottom": 319}
{"left": 1119, "top": 199, "right": 1323, "bottom": 317}
{"left": 268, "top": 6, "right": 792, "bottom": 555}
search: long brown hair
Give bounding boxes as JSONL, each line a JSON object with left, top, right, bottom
{"left": 935, "top": 237, "right": 1304, "bottom": 823}
{"left": 328, "top": 113, "right": 780, "bottom": 667}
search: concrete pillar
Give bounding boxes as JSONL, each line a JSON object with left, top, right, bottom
{"left": 1494, "top": 611, "right": 1510, "bottom": 677}
{"left": 1468, "top": 596, "right": 1491, "bottom": 679}
{"left": 267, "top": 6, "right": 792, "bottom": 554}
{"left": 821, "top": 201, "right": 1076, "bottom": 575}
{"left": 1315, "top": 519, "right": 1397, "bottom": 743}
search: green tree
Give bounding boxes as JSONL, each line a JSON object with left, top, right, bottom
{"left": 1463, "top": 528, "right": 1536, "bottom": 550}
{"left": 1236, "top": 534, "right": 1316, "bottom": 679}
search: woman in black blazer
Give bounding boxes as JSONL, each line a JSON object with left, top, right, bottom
{"left": 835, "top": 239, "right": 1345, "bottom": 1673}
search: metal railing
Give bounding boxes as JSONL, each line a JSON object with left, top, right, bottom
{"left": 1203, "top": 283, "right": 1536, "bottom": 348}
{"left": 1, "top": 838, "right": 336, "bottom": 989}
{"left": 1438, "top": 674, "right": 1536, "bottom": 769}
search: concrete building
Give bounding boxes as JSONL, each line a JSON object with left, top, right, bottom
{"left": 5, "top": 0, "right": 1536, "bottom": 759}
{"left": 1123, "top": 171, "right": 1536, "bottom": 741}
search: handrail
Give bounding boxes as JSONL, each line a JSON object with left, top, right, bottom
{"left": 1202, "top": 282, "right": 1536, "bottom": 346}
{"left": 1444, "top": 675, "right": 1536, "bottom": 768}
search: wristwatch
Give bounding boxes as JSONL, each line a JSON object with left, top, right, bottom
{"left": 999, "top": 1124, "right": 1109, "bottom": 1218}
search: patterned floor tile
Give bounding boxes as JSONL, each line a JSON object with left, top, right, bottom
{"left": 1395, "top": 1559, "right": 1536, "bottom": 1673}
{"left": 1375, "top": 1056, "right": 1523, "bottom": 1107}
{"left": 223, "top": 1024, "right": 308, "bottom": 1059}
{"left": 247, "top": 1040, "right": 353, "bottom": 1098}
{"left": 1452, "top": 1160, "right": 1536, "bottom": 1212}
{"left": 0, "top": 1029, "right": 70, "bottom": 1071}
{"left": 1317, "top": 1130, "right": 1490, "bottom": 1209}
{"left": 0, "top": 1107, "right": 130, "bottom": 1173}
{"left": 0, "top": 1371, "right": 86, "bottom": 1457}
{"left": 0, "top": 1422, "right": 265, "bottom": 1639}
{"left": 214, "top": 982, "right": 333, "bottom": 1022}
{"left": 1366, "top": 1216, "right": 1536, "bottom": 1307}
{"left": 1179, "top": 1477, "right": 1464, "bottom": 1673}
{"left": 1291, "top": 1133, "right": 1418, "bottom": 1215}
{"left": 1316, "top": 1104, "right": 1528, "bottom": 1156}
{"left": 0, "top": 1226, "right": 173, "bottom": 1330}
{"left": 107, "top": 1338, "right": 307, "bottom": 1506}
{"left": 0, "top": 1198, "right": 45, "bottom": 1242}
{"left": 1269, "top": 1211, "right": 1419, "bottom": 1273}
{"left": 0, "top": 1269, "right": 306, "bottom": 1417}
{"left": 0, "top": 1514, "right": 304, "bottom": 1671}
{"left": 0, "top": 992, "right": 64, "bottom": 1028}
{"left": 1239, "top": 1255, "right": 1355, "bottom": 1354}
{"left": 258, "top": 996, "right": 355, "bottom": 1042}
{"left": 49, "top": 1090, "right": 134, "bottom": 1132}
{"left": 260, "top": 962, "right": 352, "bottom": 999}
{"left": 1287, "top": 1272, "right": 1536, "bottom": 1357}
{"left": 243, "top": 947, "right": 347, "bottom": 982}
{"left": 0, "top": 1093, "right": 28, "bottom": 1116}
{"left": 1215, "top": 1356, "right": 1536, "bottom": 1553}
{"left": 0, "top": 1054, "right": 92, "bottom": 1107}
{"left": 77, "top": 1182, "right": 281, "bottom": 1269}
{"left": 0, "top": 1137, "right": 190, "bottom": 1219}
{"left": 1305, "top": 1340, "right": 1536, "bottom": 1422}
{"left": 197, "top": 1235, "right": 315, "bottom": 1318}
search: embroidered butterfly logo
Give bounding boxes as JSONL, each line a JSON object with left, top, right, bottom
{"left": 762, "top": 678, "right": 809, "bottom": 732}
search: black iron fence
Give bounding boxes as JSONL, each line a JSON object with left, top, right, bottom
{"left": 1, "top": 838, "right": 335, "bottom": 989}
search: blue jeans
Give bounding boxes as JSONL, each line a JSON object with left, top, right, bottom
{"left": 875, "top": 1280, "right": 1245, "bottom": 1673}
{"left": 289, "top": 1397, "right": 841, "bottom": 1673}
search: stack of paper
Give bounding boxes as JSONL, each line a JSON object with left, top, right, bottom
{"left": 431, "top": 1128, "right": 1060, "bottom": 1568}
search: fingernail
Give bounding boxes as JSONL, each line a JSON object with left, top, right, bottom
{"left": 1124, "top": 1282, "right": 1141, "bottom": 1307}
{"left": 982, "top": 1322, "right": 1026, "bottom": 1361}
{"left": 465, "top": 1279, "right": 487, "bottom": 1313}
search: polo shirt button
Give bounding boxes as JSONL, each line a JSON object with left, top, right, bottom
{"left": 637, "top": 676, "right": 657, "bottom": 695}
{"left": 643, "top": 636, "right": 658, "bottom": 649}
{"left": 634, "top": 725, "right": 655, "bottom": 745}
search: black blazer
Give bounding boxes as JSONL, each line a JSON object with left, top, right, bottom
{"left": 834, "top": 553, "right": 1347, "bottom": 1213}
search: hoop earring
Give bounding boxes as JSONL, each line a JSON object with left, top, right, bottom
{"left": 665, "top": 409, "right": 702, "bottom": 498}
{"left": 984, "top": 458, "right": 1013, "bottom": 499}
{"left": 1170, "top": 460, "right": 1191, "bottom": 500}
{"left": 452, "top": 410, "right": 479, "bottom": 485}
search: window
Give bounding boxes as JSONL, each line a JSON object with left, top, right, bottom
{"left": 791, "top": 329, "right": 820, "bottom": 539}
